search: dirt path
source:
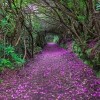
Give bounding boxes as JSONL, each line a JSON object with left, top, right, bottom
{"left": 0, "top": 43, "right": 100, "bottom": 100}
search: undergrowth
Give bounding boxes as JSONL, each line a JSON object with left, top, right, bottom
{"left": 73, "top": 41, "right": 100, "bottom": 77}
{"left": 0, "top": 44, "right": 25, "bottom": 72}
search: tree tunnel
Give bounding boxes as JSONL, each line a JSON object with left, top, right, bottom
{"left": 0, "top": 0, "right": 99, "bottom": 73}
{"left": 0, "top": 1, "right": 100, "bottom": 99}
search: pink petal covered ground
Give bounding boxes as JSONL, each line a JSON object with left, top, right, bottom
{"left": 0, "top": 43, "right": 100, "bottom": 100}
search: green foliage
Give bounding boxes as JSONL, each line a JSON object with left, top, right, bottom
{"left": 85, "top": 48, "right": 92, "bottom": 56}
{"left": 32, "top": 20, "right": 42, "bottom": 32}
{"left": 0, "top": 59, "right": 12, "bottom": 69}
{"left": 96, "top": 2, "right": 100, "bottom": 11}
{"left": 45, "top": 35, "right": 54, "bottom": 43}
{"left": 22, "top": 0, "right": 36, "bottom": 6}
{"left": 11, "top": 53, "right": 25, "bottom": 65}
{"left": 96, "top": 71, "right": 100, "bottom": 78}
{"left": 34, "top": 46, "right": 42, "bottom": 54}
{"left": 0, "top": 0, "right": 43, "bottom": 73}
{"left": 5, "top": 45, "right": 15, "bottom": 55}
{"left": 0, "top": 14, "right": 15, "bottom": 36}
{"left": 77, "top": 15, "right": 86, "bottom": 22}
{"left": 0, "top": 0, "right": 99, "bottom": 77}
{"left": 73, "top": 41, "right": 100, "bottom": 75}
{"left": 0, "top": 44, "right": 25, "bottom": 72}
{"left": 53, "top": 35, "right": 59, "bottom": 43}
{"left": 73, "top": 41, "right": 93, "bottom": 67}
{"left": 45, "top": 35, "right": 59, "bottom": 43}
{"left": 67, "top": 1, "right": 74, "bottom": 9}
{"left": 79, "top": 0, "right": 85, "bottom": 9}
{"left": 60, "top": 44, "right": 67, "bottom": 49}
{"left": 0, "top": 18, "right": 8, "bottom": 28}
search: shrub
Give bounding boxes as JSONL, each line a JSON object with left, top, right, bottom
{"left": 73, "top": 41, "right": 100, "bottom": 74}
{"left": 0, "top": 44, "right": 25, "bottom": 72}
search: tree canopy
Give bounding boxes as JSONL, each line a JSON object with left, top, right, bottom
{"left": 0, "top": 0, "right": 100, "bottom": 74}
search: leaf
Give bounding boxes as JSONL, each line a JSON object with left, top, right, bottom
{"left": 79, "top": 0, "right": 85, "bottom": 9}
{"left": 5, "top": 45, "right": 15, "bottom": 55}
{"left": 96, "top": 71, "right": 100, "bottom": 78}
{"left": 16, "top": 59, "right": 25, "bottom": 65}
{"left": 67, "top": 2, "right": 73, "bottom": 9}
{"left": 0, "top": 18, "right": 8, "bottom": 27}
{"left": 86, "top": 49, "right": 92, "bottom": 55}
{"left": 0, "top": 59, "right": 12, "bottom": 67}
{"left": 77, "top": 15, "right": 86, "bottom": 22}
{"left": 0, "top": 9, "right": 3, "bottom": 15}
{"left": 96, "top": 2, "right": 100, "bottom": 11}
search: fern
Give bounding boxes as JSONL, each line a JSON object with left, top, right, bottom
{"left": 5, "top": 45, "right": 15, "bottom": 55}
{"left": 0, "top": 44, "right": 25, "bottom": 72}
{"left": 96, "top": 2, "right": 100, "bottom": 11}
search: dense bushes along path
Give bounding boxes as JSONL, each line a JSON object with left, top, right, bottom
{"left": 0, "top": 43, "right": 100, "bottom": 100}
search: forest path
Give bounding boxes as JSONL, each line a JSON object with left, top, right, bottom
{"left": 0, "top": 43, "right": 100, "bottom": 100}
